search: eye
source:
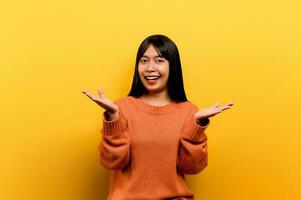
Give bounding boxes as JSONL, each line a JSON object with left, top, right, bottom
{"left": 155, "top": 59, "right": 164, "bottom": 63}
{"left": 140, "top": 58, "right": 147, "bottom": 64}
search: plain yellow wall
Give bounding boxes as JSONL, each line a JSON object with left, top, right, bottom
{"left": 1, "top": 0, "right": 300, "bottom": 199}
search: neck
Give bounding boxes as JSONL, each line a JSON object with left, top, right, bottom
{"left": 141, "top": 90, "right": 173, "bottom": 104}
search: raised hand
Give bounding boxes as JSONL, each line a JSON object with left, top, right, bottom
{"left": 81, "top": 88, "right": 119, "bottom": 120}
{"left": 194, "top": 102, "right": 234, "bottom": 120}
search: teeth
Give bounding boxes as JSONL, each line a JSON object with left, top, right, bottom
{"left": 145, "top": 76, "right": 160, "bottom": 80}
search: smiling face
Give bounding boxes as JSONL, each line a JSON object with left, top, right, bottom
{"left": 138, "top": 44, "right": 170, "bottom": 95}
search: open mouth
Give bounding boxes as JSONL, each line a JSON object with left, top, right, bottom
{"left": 144, "top": 76, "right": 160, "bottom": 80}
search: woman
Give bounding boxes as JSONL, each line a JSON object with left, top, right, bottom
{"left": 82, "top": 34, "right": 233, "bottom": 199}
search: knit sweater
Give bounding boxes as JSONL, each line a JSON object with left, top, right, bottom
{"left": 99, "top": 96, "right": 210, "bottom": 200}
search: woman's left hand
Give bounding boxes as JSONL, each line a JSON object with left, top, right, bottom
{"left": 194, "top": 102, "right": 234, "bottom": 120}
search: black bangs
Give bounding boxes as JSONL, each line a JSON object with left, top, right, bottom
{"left": 128, "top": 34, "right": 188, "bottom": 102}
{"left": 147, "top": 36, "right": 173, "bottom": 60}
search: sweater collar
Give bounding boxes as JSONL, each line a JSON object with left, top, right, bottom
{"left": 127, "top": 96, "right": 179, "bottom": 114}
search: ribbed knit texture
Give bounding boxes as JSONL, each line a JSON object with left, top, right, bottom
{"left": 99, "top": 96, "right": 210, "bottom": 200}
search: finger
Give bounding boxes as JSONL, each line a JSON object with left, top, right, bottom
{"left": 211, "top": 108, "right": 221, "bottom": 116}
{"left": 84, "top": 91, "right": 99, "bottom": 101}
{"left": 226, "top": 102, "right": 234, "bottom": 106}
{"left": 212, "top": 102, "right": 220, "bottom": 108}
{"left": 82, "top": 90, "right": 90, "bottom": 96}
{"left": 98, "top": 88, "right": 105, "bottom": 98}
{"left": 216, "top": 107, "right": 223, "bottom": 112}
{"left": 220, "top": 105, "right": 233, "bottom": 111}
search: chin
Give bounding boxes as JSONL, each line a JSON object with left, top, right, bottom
{"left": 145, "top": 86, "right": 165, "bottom": 93}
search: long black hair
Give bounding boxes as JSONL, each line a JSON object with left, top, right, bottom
{"left": 127, "top": 34, "right": 188, "bottom": 102}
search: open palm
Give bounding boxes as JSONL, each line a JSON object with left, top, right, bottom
{"left": 81, "top": 88, "right": 119, "bottom": 114}
{"left": 194, "top": 102, "right": 234, "bottom": 120}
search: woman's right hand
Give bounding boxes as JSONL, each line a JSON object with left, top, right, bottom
{"left": 81, "top": 88, "right": 119, "bottom": 121}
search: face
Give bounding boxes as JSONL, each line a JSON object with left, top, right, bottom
{"left": 138, "top": 44, "right": 170, "bottom": 95}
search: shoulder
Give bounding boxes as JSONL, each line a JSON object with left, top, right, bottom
{"left": 112, "top": 96, "right": 134, "bottom": 110}
{"left": 177, "top": 101, "right": 201, "bottom": 124}
{"left": 111, "top": 96, "right": 133, "bottom": 120}
{"left": 178, "top": 100, "right": 199, "bottom": 113}
{"left": 113, "top": 96, "right": 128, "bottom": 105}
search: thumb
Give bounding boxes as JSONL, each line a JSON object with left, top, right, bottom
{"left": 212, "top": 102, "right": 220, "bottom": 108}
{"left": 98, "top": 88, "right": 105, "bottom": 98}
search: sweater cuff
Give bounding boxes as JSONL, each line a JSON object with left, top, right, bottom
{"left": 198, "top": 118, "right": 210, "bottom": 126}
{"left": 101, "top": 111, "right": 127, "bottom": 136}
{"left": 182, "top": 117, "right": 210, "bottom": 141}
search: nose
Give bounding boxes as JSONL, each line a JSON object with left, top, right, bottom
{"left": 146, "top": 61, "right": 156, "bottom": 72}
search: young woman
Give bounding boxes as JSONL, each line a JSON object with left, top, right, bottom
{"left": 82, "top": 34, "right": 233, "bottom": 200}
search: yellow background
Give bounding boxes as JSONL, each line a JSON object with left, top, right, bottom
{"left": 1, "top": 0, "right": 300, "bottom": 199}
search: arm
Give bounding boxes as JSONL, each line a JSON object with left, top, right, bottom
{"left": 177, "top": 105, "right": 210, "bottom": 175}
{"left": 98, "top": 105, "right": 131, "bottom": 171}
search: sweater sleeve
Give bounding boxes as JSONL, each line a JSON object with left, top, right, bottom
{"left": 98, "top": 101, "right": 131, "bottom": 171}
{"left": 177, "top": 103, "right": 210, "bottom": 175}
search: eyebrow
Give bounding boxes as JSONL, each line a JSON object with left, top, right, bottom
{"left": 141, "top": 55, "right": 163, "bottom": 59}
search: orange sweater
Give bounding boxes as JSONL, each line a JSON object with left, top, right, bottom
{"left": 99, "top": 96, "right": 209, "bottom": 200}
